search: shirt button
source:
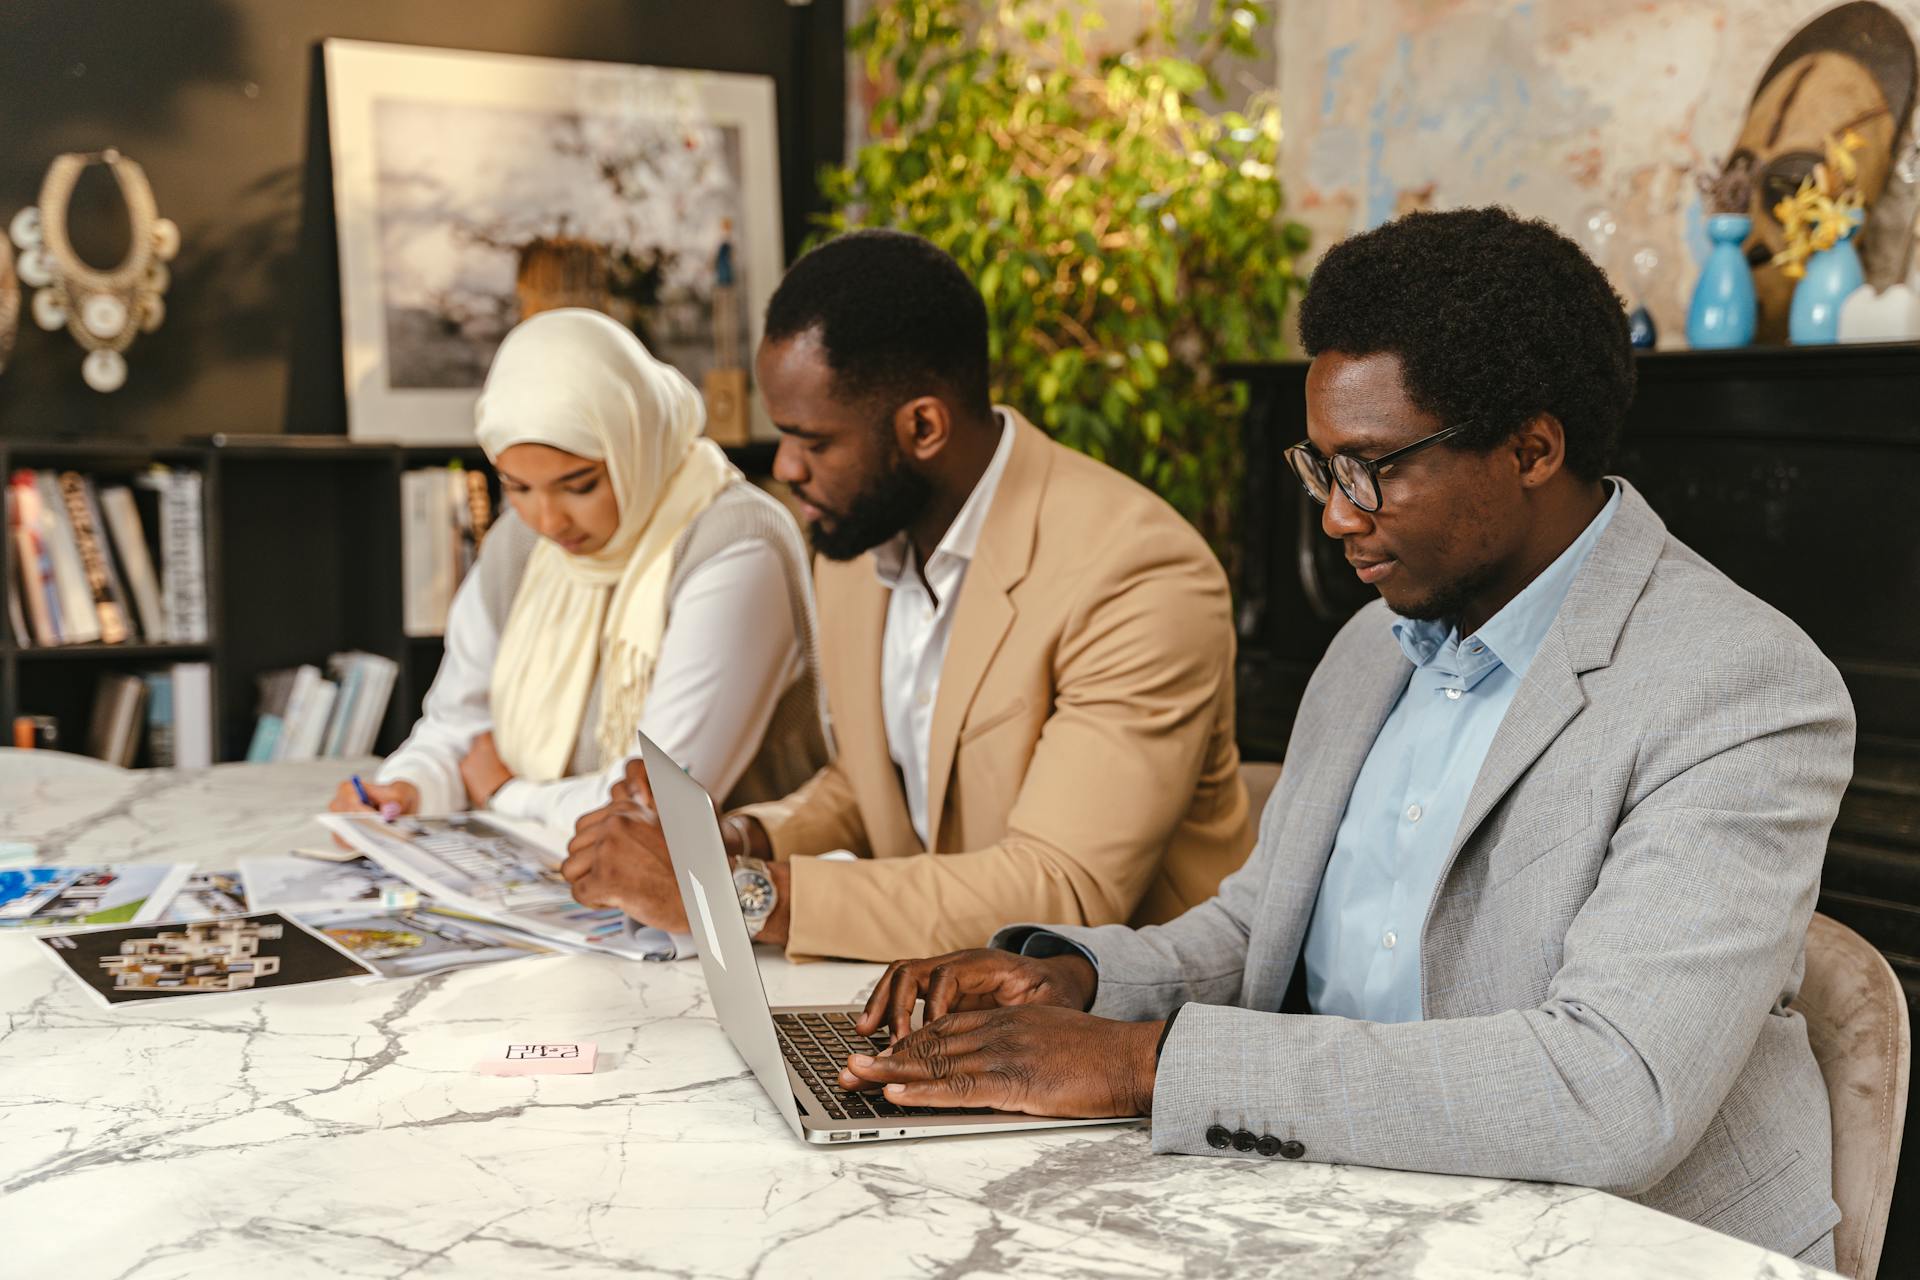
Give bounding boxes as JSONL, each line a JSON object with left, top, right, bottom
{"left": 1406, "top": 804, "right": 1422, "bottom": 823}
{"left": 1444, "top": 688, "right": 1463, "bottom": 701}
{"left": 1383, "top": 930, "right": 1397, "bottom": 950}
{"left": 917, "top": 692, "right": 930, "bottom": 707}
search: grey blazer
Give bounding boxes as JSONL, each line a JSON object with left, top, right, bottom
{"left": 1003, "top": 479, "right": 1855, "bottom": 1258}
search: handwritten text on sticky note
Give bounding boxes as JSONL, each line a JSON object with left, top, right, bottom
{"left": 476, "top": 1042, "right": 598, "bottom": 1075}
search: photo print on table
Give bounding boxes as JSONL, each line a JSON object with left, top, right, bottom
{"left": 0, "top": 865, "right": 190, "bottom": 929}
{"left": 37, "top": 912, "right": 375, "bottom": 1007}
{"left": 311, "top": 905, "right": 551, "bottom": 978}
{"left": 152, "top": 869, "right": 248, "bottom": 923}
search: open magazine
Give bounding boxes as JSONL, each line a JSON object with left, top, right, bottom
{"left": 316, "top": 811, "right": 680, "bottom": 959}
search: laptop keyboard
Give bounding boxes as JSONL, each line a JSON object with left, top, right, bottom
{"left": 774, "top": 1011, "right": 993, "bottom": 1121}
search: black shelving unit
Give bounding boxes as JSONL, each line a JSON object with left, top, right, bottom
{"left": 3, "top": 433, "right": 777, "bottom": 763}
{"left": 2, "top": 437, "right": 218, "bottom": 761}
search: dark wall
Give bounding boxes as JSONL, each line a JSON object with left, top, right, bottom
{"left": 0, "top": 0, "right": 845, "bottom": 441}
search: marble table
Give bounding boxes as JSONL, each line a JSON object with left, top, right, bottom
{"left": 1, "top": 760, "right": 1830, "bottom": 1280}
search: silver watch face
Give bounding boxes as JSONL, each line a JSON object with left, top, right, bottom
{"left": 733, "top": 866, "right": 776, "bottom": 923}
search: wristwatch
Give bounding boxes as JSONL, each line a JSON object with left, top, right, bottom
{"left": 732, "top": 856, "right": 777, "bottom": 939}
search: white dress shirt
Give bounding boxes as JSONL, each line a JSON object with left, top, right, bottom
{"left": 376, "top": 537, "right": 803, "bottom": 833}
{"left": 872, "top": 412, "right": 1016, "bottom": 845}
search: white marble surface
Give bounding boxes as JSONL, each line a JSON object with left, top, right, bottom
{"left": 0, "top": 760, "right": 1831, "bottom": 1280}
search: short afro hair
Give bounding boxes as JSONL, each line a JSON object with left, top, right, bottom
{"left": 764, "top": 229, "right": 993, "bottom": 420}
{"left": 1297, "top": 207, "right": 1635, "bottom": 480}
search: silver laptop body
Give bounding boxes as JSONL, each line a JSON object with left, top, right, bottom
{"left": 641, "top": 732, "right": 1133, "bottom": 1145}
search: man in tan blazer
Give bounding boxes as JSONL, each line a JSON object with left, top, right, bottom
{"left": 561, "top": 230, "right": 1252, "bottom": 962}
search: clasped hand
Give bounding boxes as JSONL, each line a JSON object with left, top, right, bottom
{"left": 837, "top": 948, "right": 1162, "bottom": 1118}
{"left": 560, "top": 758, "right": 689, "bottom": 933}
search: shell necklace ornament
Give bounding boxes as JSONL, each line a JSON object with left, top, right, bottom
{"left": 9, "top": 149, "right": 178, "bottom": 393}
{"left": 0, "top": 237, "right": 17, "bottom": 376}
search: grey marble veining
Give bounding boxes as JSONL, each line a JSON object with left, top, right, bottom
{"left": 0, "top": 760, "right": 1830, "bottom": 1279}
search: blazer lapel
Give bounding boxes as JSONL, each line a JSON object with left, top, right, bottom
{"left": 923, "top": 413, "right": 1049, "bottom": 845}
{"left": 828, "top": 560, "right": 922, "bottom": 855}
{"left": 1442, "top": 631, "right": 1586, "bottom": 867}
{"left": 1242, "top": 616, "right": 1410, "bottom": 1012}
{"left": 1440, "top": 478, "right": 1669, "bottom": 867}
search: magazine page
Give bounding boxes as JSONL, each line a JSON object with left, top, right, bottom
{"left": 304, "top": 904, "right": 554, "bottom": 978}
{"left": 0, "top": 864, "right": 193, "bottom": 929}
{"left": 149, "top": 869, "right": 249, "bottom": 923}
{"left": 239, "top": 852, "right": 414, "bottom": 914}
{"left": 317, "top": 812, "right": 669, "bottom": 958}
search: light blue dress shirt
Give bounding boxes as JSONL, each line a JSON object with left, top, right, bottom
{"left": 1301, "top": 483, "right": 1620, "bottom": 1024}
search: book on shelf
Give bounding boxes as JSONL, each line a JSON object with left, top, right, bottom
{"left": 143, "top": 670, "right": 174, "bottom": 767}
{"left": 65, "top": 660, "right": 209, "bottom": 769}
{"left": 136, "top": 466, "right": 209, "bottom": 644}
{"left": 8, "top": 474, "right": 59, "bottom": 645}
{"left": 99, "top": 484, "right": 166, "bottom": 642}
{"left": 85, "top": 672, "right": 147, "bottom": 767}
{"left": 5, "top": 465, "right": 208, "bottom": 648}
{"left": 248, "top": 652, "right": 398, "bottom": 763}
{"left": 57, "top": 472, "right": 134, "bottom": 644}
{"left": 171, "top": 662, "right": 213, "bottom": 769}
{"left": 29, "top": 471, "right": 100, "bottom": 645}
{"left": 402, "top": 462, "right": 492, "bottom": 637}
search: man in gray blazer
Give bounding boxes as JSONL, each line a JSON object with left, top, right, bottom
{"left": 838, "top": 208, "right": 1855, "bottom": 1267}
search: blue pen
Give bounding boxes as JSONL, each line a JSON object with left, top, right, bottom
{"left": 350, "top": 775, "right": 401, "bottom": 822}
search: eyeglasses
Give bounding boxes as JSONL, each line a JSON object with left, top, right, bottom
{"left": 1283, "top": 424, "right": 1466, "bottom": 514}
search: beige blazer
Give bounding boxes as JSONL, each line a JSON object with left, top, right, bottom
{"left": 737, "top": 410, "right": 1252, "bottom": 961}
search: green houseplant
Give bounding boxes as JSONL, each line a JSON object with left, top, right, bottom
{"left": 817, "top": 0, "right": 1308, "bottom": 557}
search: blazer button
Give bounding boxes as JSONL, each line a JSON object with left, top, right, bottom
{"left": 1255, "top": 1134, "right": 1282, "bottom": 1158}
{"left": 1205, "top": 1125, "right": 1232, "bottom": 1150}
{"left": 1231, "top": 1129, "right": 1257, "bottom": 1152}
{"left": 1279, "top": 1139, "right": 1305, "bottom": 1160}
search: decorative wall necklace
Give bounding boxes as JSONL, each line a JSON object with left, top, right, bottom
{"left": 9, "top": 149, "right": 177, "bottom": 392}
{"left": 0, "top": 237, "right": 17, "bottom": 376}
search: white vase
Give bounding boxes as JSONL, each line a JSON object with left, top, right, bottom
{"left": 1837, "top": 278, "right": 1920, "bottom": 342}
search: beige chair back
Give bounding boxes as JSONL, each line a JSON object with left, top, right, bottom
{"left": 1240, "top": 761, "right": 1282, "bottom": 830}
{"left": 1797, "top": 912, "right": 1911, "bottom": 1279}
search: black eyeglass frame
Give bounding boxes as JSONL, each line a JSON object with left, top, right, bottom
{"left": 1283, "top": 423, "right": 1469, "bottom": 514}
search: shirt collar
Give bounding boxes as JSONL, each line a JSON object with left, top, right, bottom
{"left": 872, "top": 410, "right": 1016, "bottom": 589}
{"left": 1393, "top": 481, "right": 1621, "bottom": 681}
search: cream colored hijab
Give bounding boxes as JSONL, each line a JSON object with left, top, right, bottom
{"left": 477, "top": 309, "right": 739, "bottom": 783}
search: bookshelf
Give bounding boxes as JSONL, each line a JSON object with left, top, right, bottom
{"left": 2, "top": 434, "right": 778, "bottom": 765}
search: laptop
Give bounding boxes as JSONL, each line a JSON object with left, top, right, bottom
{"left": 640, "top": 731, "right": 1135, "bottom": 1145}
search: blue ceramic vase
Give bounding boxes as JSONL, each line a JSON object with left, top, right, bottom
{"left": 1788, "top": 224, "right": 1865, "bottom": 344}
{"left": 1686, "top": 214, "right": 1756, "bottom": 349}
{"left": 1629, "top": 305, "right": 1657, "bottom": 348}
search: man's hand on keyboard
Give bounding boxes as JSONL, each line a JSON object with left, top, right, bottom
{"left": 837, "top": 1005, "right": 1161, "bottom": 1118}
{"left": 853, "top": 947, "right": 1097, "bottom": 1043}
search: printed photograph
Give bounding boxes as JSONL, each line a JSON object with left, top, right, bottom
{"left": 326, "top": 41, "right": 781, "bottom": 441}
{"left": 373, "top": 98, "right": 749, "bottom": 392}
{"left": 38, "top": 912, "right": 375, "bottom": 1006}
{"left": 313, "top": 905, "right": 551, "bottom": 978}
{"left": 153, "top": 869, "right": 248, "bottom": 923}
{"left": 239, "top": 852, "right": 412, "bottom": 913}
{"left": 0, "top": 865, "right": 188, "bottom": 929}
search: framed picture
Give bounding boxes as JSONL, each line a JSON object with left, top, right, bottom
{"left": 325, "top": 40, "right": 782, "bottom": 443}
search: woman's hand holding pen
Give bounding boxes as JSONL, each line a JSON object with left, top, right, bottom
{"left": 327, "top": 777, "right": 419, "bottom": 846}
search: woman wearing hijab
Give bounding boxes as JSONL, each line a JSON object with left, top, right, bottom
{"left": 329, "top": 308, "right": 828, "bottom": 831}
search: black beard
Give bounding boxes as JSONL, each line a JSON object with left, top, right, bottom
{"left": 805, "top": 453, "right": 933, "bottom": 562}
{"left": 1383, "top": 560, "right": 1503, "bottom": 628}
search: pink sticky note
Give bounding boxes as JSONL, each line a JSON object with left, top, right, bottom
{"left": 475, "top": 1042, "right": 597, "bottom": 1075}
